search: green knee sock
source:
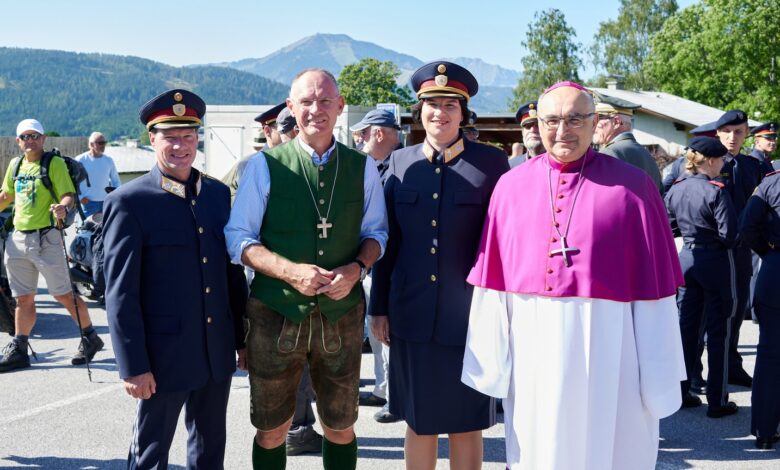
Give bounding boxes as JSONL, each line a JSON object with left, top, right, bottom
{"left": 322, "top": 436, "right": 357, "bottom": 470}
{"left": 252, "top": 439, "right": 286, "bottom": 470}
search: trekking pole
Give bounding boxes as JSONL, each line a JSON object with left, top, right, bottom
{"left": 54, "top": 216, "right": 92, "bottom": 382}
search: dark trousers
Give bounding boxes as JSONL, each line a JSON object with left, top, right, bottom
{"left": 677, "top": 248, "right": 736, "bottom": 407}
{"left": 729, "top": 245, "right": 753, "bottom": 374}
{"left": 289, "top": 364, "right": 316, "bottom": 433}
{"left": 127, "top": 377, "right": 232, "bottom": 470}
{"left": 752, "top": 301, "right": 780, "bottom": 439}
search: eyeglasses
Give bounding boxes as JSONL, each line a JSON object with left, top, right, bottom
{"left": 538, "top": 113, "right": 595, "bottom": 130}
{"left": 294, "top": 97, "right": 340, "bottom": 109}
{"left": 18, "top": 133, "right": 42, "bottom": 141}
{"left": 521, "top": 122, "right": 539, "bottom": 130}
{"left": 92, "top": 140, "right": 107, "bottom": 145}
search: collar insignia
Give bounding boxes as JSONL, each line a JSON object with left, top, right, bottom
{"left": 423, "top": 138, "right": 465, "bottom": 163}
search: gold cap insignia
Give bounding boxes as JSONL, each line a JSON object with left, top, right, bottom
{"left": 529, "top": 108, "right": 537, "bottom": 118}
{"left": 172, "top": 104, "right": 186, "bottom": 117}
{"left": 174, "top": 92, "right": 183, "bottom": 102}
{"left": 435, "top": 74, "right": 448, "bottom": 87}
{"left": 437, "top": 64, "right": 447, "bottom": 74}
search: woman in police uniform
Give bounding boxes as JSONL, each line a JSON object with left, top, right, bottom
{"left": 369, "top": 61, "right": 508, "bottom": 467}
{"left": 739, "top": 165, "right": 780, "bottom": 449}
{"left": 665, "top": 136, "right": 739, "bottom": 419}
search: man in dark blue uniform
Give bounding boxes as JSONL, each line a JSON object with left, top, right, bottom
{"left": 750, "top": 121, "right": 778, "bottom": 169}
{"left": 716, "top": 109, "right": 765, "bottom": 388}
{"left": 509, "top": 101, "right": 545, "bottom": 168}
{"left": 102, "top": 89, "right": 247, "bottom": 469}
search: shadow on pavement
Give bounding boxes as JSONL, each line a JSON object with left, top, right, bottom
{"left": 1, "top": 455, "right": 185, "bottom": 469}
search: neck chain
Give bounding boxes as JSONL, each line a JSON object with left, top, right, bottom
{"left": 547, "top": 155, "right": 587, "bottom": 267}
{"left": 296, "top": 140, "right": 339, "bottom": 238}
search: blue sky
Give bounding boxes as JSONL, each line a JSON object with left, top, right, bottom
{"left": 0, "top": 0, "right": 696, "bottom": 77}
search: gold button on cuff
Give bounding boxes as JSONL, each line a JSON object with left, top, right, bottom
{"left": 430, "top": 275, "right": 437, "bottom": 282}
{"left": 202, "top": 257, "right": 208, "bottom": 263}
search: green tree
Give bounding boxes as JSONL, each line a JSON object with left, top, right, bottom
{"left": 338, "top": 58, "right": 415, "bottom": 107}
{"left": 510, "top": 9, "right": 583, "bottom": 109}
{"left": 646, "top": 0, "right": 780, "bottom": 122}
{"left": 589, "top": 0, "right": 678, "bottom": 90}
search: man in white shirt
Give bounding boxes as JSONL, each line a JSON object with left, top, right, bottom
{"left": 76, "top": 132, "right": 120, "bottom": 217}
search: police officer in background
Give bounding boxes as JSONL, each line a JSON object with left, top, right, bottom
{"left": 749, "top": 122, "right": 778, "bottom": 169}
{"left": 739, "top": 166, "right": 780, "bottom": 448}
{"left": 509, "top": 101, "right": 545, "bottom": 168}
{"left": 716, "top": 110, "right": 765, "bottom": 388}
{"left": 102, "top": 89, "right": 247, "bottom": 468}
{"left": 665, "top": 136, "right": 739, "bottom": 417}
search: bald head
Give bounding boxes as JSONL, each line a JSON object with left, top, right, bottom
{"left": 286, "top": 68, "right": 345, "bottom": 153}
{"left": 537, "top": 86, "right": 598, "bottom": 162}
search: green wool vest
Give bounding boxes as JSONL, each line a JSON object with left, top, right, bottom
{"left": 251, "top": 140, "right": 365, "bottom": 323}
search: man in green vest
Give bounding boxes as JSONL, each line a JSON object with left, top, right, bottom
{"left": 225, "top": 68, "right": 388, "bottom": 470}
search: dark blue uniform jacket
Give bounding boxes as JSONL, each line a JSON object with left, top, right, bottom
{"left": 741, "top": 172, "right": 780, "bottom": 308}
{"left": 664, "top": 173, "right": 737, "bottom": 248}
{"left": 370, "top": 139, "right": 508, "bottom": 346}
{"left": 102, "top": 166, "right": 246, "bottom": 392}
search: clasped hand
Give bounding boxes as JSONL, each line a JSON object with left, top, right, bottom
{"left": 289, "top": 262, "right": 360, "bottom": 300}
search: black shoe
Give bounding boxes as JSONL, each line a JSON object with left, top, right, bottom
{"left": 359, "top": 392, "right": 387, "bottom": 407}
{"left": 71, "top": 334, "right": 104, "bottom": 365}
{"left": 681, "top": 392, "right": 702, "bottom": 408}
{"left": 286, "top": 427, "right": 323, "bottom": 456}
{"left": 0, "top": 340, "right": 31, "bottom": 373}
{"left": 728, "top": 369, "right": 753, "bottom": 388}
{"left": 707, "top": 401, "right": 738, "bottom": 418}
{"left": 755, "top": 433, "right": 780, "bottom": 450}
{"left": 690, "top": 378, "right": 707, "bottom": 395}
{"left": 374, "top": 404, "right": 401, "bottom": 423}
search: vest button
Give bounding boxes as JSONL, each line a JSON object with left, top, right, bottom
{"left": 318, "top": 250, "right": 324, "bottom": 256}
{"left": 319, "top": 166, "right": 325, "bottom": 171}
{"left": 319, "top": 182, "right": 325, "bottom": 188}
{"left": 319, "top": 199, "right": 325, "bottom": 205}
{"left": 309, "top": 302, "right": 316, "bottom": 306}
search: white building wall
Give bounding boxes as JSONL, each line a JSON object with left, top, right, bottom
{"left": 632, "top": 113, "right": 689, "bottom": 156}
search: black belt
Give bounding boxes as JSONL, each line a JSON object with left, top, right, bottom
{"left": 17, "top": 227, "right": 54, "bottom": 235}
{"left": 684, "top": 241, "right": 725, "bottom": 250}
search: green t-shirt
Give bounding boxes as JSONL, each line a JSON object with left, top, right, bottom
{"left": 2, "top": 155, "right": 76, "bottom": 231}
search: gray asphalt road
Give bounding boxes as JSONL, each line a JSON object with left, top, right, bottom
{"left": 0, "top": 283, "right": 776, "bottom": 469}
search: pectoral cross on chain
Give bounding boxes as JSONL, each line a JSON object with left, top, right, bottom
{"left": 317, "top": 217, "right": 333, "bottom": 239}
{"left": 550, "top": 236, "right": 579, "bottom": 267}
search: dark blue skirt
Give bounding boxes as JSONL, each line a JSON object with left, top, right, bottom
{"left": 388, "top": 335, "right": 496, "bottom": 435}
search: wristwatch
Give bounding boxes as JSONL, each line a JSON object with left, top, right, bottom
{"left": 354, "top": 259, "right": 368, "bottom": 281}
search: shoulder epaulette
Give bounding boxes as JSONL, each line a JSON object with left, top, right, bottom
{"left": 764, "top": 170, "right": 780, "bottom": 178}
{"left": 672, "top": 177, "right": 687, "bottom": 185}
{"left": 709, "top": 180, "right": 725, "bottom": 189}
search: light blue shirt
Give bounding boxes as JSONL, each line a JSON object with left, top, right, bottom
{"left": 225, "top": 138, "right": 388, "bottom": 265}
{"left": 76, "top": 152, "right": 121, "bottom": 201}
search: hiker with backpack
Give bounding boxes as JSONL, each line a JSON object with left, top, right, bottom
{"left": 0, "top": 118, "right": 104, "bottom": 373}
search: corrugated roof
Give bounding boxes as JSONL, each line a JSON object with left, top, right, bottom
{"left": 590, "top": 88, "right": 761, "bottom": 128}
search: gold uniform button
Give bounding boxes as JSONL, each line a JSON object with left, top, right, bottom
{"left": 191, "top": 200, "right": 196, "bottom": 206}
{"left": 435, "top": 168, "right": 441, "bottom": 174}
{"left": 432, "top": 193, "right": 439, "bottom": 200}
{"left": 202, "top": 257, "right": 208, "bottom": 264}
{"left": 309, "top": 301, "right": 316, "bottom": 306}
{"left": 430, "top": 247, "right": 437, "bottom": 254}
{"left": 207, "top": 316, "right": 213, "bottom": 324}
{"left": 319, "top": 166, "right": 325, "bottom": 171}
{"left": 198, "top": 227, "right": 204, "bottom": 234}
{"left": 318, "top": 250, "right": 324, "bottom": 256}
{"left": 431, "top": 219, "right": 437, "bottom": 227}
{"left": 205, "top": 287, "right": 211, "bottom": 294}
{"left": 430, "top": 275, "right": 437, "bottom": 282}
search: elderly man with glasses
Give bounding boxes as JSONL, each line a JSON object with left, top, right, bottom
{"left": 462, "top": 82, "right": 685, "bottom": 470}
{"left": 76, "top": 131, "right": 121, "bottom": 217}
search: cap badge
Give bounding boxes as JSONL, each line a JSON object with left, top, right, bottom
{"left": 529, "top": 107, "right": 537, "bottom": 118}
{"left": 437, "top": 64, "right": 447, "bottom": 74}
{"left": 174, "top": 92, "right": 183, "bottom": 102}
{"left": 435, "top": 74, "right": 448, "bottom": 87}
{"left": 172, "top": 104, "right": 186, "bottom": 117}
